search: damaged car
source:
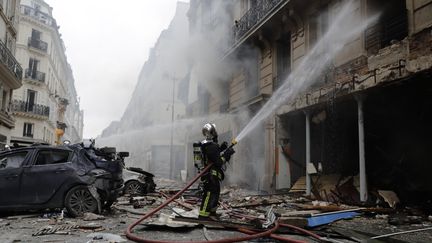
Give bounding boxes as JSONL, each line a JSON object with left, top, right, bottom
{"left": 0, "top": 141, "right": 125, "bottom": 217}
{"left": 123, "top": 167, "right": 156, "bottom": 195}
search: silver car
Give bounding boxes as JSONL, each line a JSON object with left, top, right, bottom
{"left": 122, "top": 167, "right": 156, "bottom": 195}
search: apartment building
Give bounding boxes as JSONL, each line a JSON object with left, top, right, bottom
{"left": 0, "top": 0, "right": 23, "bottom": 148}
{"left": 186, "top": 0, "right": 432, "bottom": 203}
{"left": 11, "top": 0, "right": 83, "bottom": 146}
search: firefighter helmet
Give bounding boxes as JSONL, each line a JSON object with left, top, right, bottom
{"left": 202, "top": 123, "right": 217, "bottom": 140}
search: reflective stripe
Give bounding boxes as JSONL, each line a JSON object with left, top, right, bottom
{"left": 211, "top": 170, "right": 222, "bottom": 180}
{"left": 199, "top": 191, "right": 211, "bottom": 216}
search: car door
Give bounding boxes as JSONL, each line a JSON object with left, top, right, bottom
{"left": 20, "top": 149, "right": 75, "bottom": 204}
{"left": 0, "top": 151, "right": 29, "bottom": 205}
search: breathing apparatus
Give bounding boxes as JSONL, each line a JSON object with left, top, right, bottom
{"left": 193, "top": 138, "right": 238, "bottom": 172}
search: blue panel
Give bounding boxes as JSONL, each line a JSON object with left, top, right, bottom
{"left": 307, "top": 212, "right": 360, "bottom": 227}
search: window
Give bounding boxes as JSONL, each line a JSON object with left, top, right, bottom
{"left": 28, "top": 58, "right": 39, "bottom": 75}
{"left": 23, "top": 123, "right": 34, "bottom": 138}
{"left": 2, "top": 90, "right": 7, "bottom": 111}
{"left": 0, "top": 152, "right": 28, "bottom": 169}
{"left": 35, "top": 150, "right": 71, "bottom": 166}
{"left": 31, "top": 29, "right": 41, "bottom": 40}
{"left": 26, "top": 89, "right": 37, "bottom": 111}
{"left": 276, "top": 33, "right": 291, "bottom": 88}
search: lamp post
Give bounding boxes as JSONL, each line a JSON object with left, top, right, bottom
{"left": 169, "top": 76, "right": 176, "bottom": 179}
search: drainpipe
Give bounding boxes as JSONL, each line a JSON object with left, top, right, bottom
{"left": 356, "top": 95, "right": 367, "bottom": 202}
{"left": 305, "top": 111, "right": 311, "bottom": 196}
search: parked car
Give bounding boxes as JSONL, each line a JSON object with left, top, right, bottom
{"left": 0, "top": 142, "right": 124, "bottom": 217}
{"left": 123, "top": 167, "right": 156, "bottom": 195}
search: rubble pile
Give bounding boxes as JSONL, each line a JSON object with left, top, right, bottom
{"left": 1, "top": 179, "right": 432, "bottom": 242}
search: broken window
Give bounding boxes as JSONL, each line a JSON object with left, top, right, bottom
{"left": 0, "top": 152, "right": 28, "bottom": 169}
{"left": 35, "top": 150, "right": 71, "bottom": 166}
{"left": 365, "top": 0, "right": 408, "bottom": 55}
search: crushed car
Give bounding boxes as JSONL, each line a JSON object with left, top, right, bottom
{"left": 123, "top": 167, "right": 156, "bottom": 195}
{"left": 0, "top": 140, "right": 125, "bottom": 217}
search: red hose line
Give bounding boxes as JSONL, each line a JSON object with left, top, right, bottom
{"left": 279, "top": 223, "right": 322, "bottom": 241}
{"left": 125, "top": 164, "right": 279, "bottom": 243}
{"left": 239, "top": 223, "right": 311, "bottom": 243}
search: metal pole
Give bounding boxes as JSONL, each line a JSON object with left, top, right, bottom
{"left": 305, "top": 111, "right": 311, "bottom": 196}
{"left": 169, "top": 77, "right": 175, "bottom": 179}
{"left": 356, "top": 95, "right": 367, "bottom": 202}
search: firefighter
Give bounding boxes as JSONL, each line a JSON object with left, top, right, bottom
{"left": 198, "top": 123, "right": 235, "bottom": 220}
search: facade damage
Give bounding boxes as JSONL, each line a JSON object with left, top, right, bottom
{"left": 183, "top": 0, "right": 432, "bottom": 207}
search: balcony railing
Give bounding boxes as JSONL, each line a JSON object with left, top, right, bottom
{"left": 12, "top": 100, "right": 50, "bottom": 117}
{"left": 21, "top": 5, "right": 57, "bottom": 28}
{"left": 233, "top": 0, "right": 285, "bottom": 43}
{"left": 0, "top": 40, "right": 23, "bottom": 80}
{"left": 28, "top": 37, "right": 48, "bottom": 52}
{"left": 25, "top": 69, "right": 45, "bottom": 83}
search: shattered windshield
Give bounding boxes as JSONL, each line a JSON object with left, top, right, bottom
{"left": 0, "top": 152, "right": 28, "bottom": 169}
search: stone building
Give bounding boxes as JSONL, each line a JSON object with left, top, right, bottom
{"left": 0, "top": 0, "right": 23, "bottom": 148}
{"left": 10, "top": 0, "right": 83, "bottom": 146}
{"left": 186, "top": 0, "right": 432, "bottom": 203}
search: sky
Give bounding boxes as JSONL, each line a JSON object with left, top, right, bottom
{"left": 44, "top": 0, "right": 186, "bottom": 138}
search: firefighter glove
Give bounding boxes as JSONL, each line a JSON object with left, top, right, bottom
{"left": 222, "top": 147, "right": 235, "bottom": 162}
{"left": 220, "top": 141, "right": 228, "bottom": 151}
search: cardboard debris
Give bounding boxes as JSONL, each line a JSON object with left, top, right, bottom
{"left": 378, "top": 190, "right": 400, "bottom": 208}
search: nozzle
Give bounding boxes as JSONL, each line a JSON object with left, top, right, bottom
{"left": 231, "top": 138, "right": 238, "bottom": 146}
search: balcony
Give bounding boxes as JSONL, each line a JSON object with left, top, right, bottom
{"left": 0, "top": 40, "right": 23, "bottom": 88}
{"left": 232, "top": 0, "right": 286, "bottom": 44}
{"left": 20, "top": 5, "right": 57, "bottom": 28}
{"left": 28, "top": 37, "right": 48, "bottom": 52}
{"left": 25, "top": 69, "right": 45, "bottom": 84}
{"left": 12, "top": 100, "right": 50, "bottom": 119}
{"left": 0, "top": 110, "right": 15, "bottom": 128}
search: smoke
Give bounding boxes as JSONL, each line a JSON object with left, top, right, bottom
{"left": 98, "top": 0, "right": 378, "bottom": 192}
{"left": 236, "top": 1, "right": 379, "bottom": 141}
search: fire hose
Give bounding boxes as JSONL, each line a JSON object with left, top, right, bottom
{"left": 125, "top": 143, "right": 320, "bottom": 242}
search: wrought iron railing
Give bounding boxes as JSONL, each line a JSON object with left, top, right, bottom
{"left": 21, "top": 5, "right": 57, "bottom": 27}
{"left": 12, "top": 100, "right": 50, "bottom": 117}
{"left": 233, "top": 0, "right": 285, "bottom": 43}
{"left": 0, "top": 40, "right": 23, "bottom": 80}
{"left": 28, "top": 37, "right": 48, "bottom": 52}
{"left": 25, "top": 69, "right": 45, "bottom": 83}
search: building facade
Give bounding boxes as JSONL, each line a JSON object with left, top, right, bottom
{"left": 0, "top": 0, "right": 23, "bottom": 148}
{"left": 11, "top": 0, "right": 83, "bottom": 146}
{"left": 186, "top": 0, "right": 432, "bottom": 203}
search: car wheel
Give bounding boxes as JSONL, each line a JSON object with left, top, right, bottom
{"left": 65, "top": 185, "right": 98, "bottom": 217}
{"left": 124, "top": 181, "right": 143, "bottom": 195}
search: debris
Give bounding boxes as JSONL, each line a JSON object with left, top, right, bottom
{"left": 388, "top": 214, "right": 423, "bottom": 226}
{"left": 262, "top": 206, "right": 276, "bottom": 229}
{"left": 146, "top": 212, "right": 198, "bottom": 228}
{"left": 79, "top": 223, "right": 104, "bottom": 230}
{"left": 7, "top": 214, "right": 40, "bottom": 220}
{"left": 279, "top": 217, "right": 309, "bottom": 228}
{"left": 307, "top": 211, "right": 360, "bottom": 227}
{"left": 33, "top": 225, "right": 79, "bottom": 236}
{"left": 172, "top": 215, "right": 257, "bottom": 229}
{"left": 280, "top": 210, "right": 321, "bottom": 217}
{"left": 202, "top": 226, "right": 212, "bottom": 241}
{"left": 370, "top": 226, "right": 432, "bottom": 240}
{"left": 83, "top": 212, "right": 105, "bottom": 221}
{"left": 87, "top": 232, "right": 126, "bottom": 242}
{"left": 428, "top": 215, "right": 432, "bottom": 222}
{"left": 113, "top": 205, "right": 146, "bottom": 215}
{"left": 378, "top": 190, "right": 400, "bottom": 208}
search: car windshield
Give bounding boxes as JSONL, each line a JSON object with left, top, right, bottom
{"left": 0, "top": 152, "right": 28, "bottom": 169}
